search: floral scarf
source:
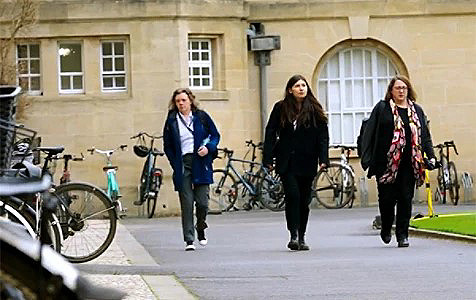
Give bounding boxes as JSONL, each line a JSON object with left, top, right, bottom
{"left": 379, "top": 99, "right": 425, "bottom": 187}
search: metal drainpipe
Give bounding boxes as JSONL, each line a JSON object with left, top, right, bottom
{"left": 259, "top": 57, "right": 267, "bottom": 140}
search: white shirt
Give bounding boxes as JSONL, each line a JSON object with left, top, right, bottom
{"left": 177, "top": 111, "right": 194, "bottom": 155}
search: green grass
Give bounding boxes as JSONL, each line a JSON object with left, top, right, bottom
{"left": 410, "top": 212, "right": 476, "bottom": 237}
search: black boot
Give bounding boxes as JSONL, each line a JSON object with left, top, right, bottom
{"left": 298, "top": 232, "right": 310, "bottom": 251}
{"left": 287, "top": 229, "right": 299, "bottom": 250}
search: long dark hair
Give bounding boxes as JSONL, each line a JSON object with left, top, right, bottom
{"left": 384, "top": 75, "right": 417, "bottom": 102}
{"left": 280, "top": 74, "right": 327, "bottom": 128}
{"left": 168, "top": 88, "right": 199, "bottom": 112}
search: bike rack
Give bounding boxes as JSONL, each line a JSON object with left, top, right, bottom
{"left": 462, "top": 172, "right": 473, "bottom": 203}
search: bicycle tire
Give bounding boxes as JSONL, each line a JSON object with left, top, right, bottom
{"left": 146, "top": 172, "right": 160, "bottom": 218}
{"left": 1, "top": 196, "right": 62, "bottom": 252}
{"left": 0, "top": 232, "right": 79, "bottom": 300}
{"left": 313, "top": 163, "right": 354, "bottom": 209}
{"left": 258, "top": 171, "right": 285, "bottom": 212}
{"left": 54, "top": 182, "right": 117, "bottom": 263}
{"left": 439, "top": 156, "right": 448, "bottom": 204}
{"left": 138, "top": 156, "right": 150, "bottom": 204}
{"left": 0, "top": 197, "right": 36, "bottom": 238}
{"left": 433, "top": 186, "right": 443, "bottom": 203}
{"left": 447, "top": 161, "right": 459, "bottom": 205}
{"left": 209, "top": 169, "right": 238, "bottom": 213}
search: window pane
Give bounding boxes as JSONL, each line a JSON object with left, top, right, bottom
{"left": 30, "top": 77, "right": 40, "bottom": 91}
{"left": 19, "top": 77, "right": 28, "bottom": 90}
{"left": 329, "top": 54, "right": 339, "bottom": 78}
{"left": 30, "top": 60, "right": 40, "bottom": 74}
{"left": 103, "top": 58, "right": 112, "bottom": 71}
{"left": 331, "top": 114, "right": 341, "bottom": 144}
{"left": 30, "top": 44, "right": 40, "bottom": 58}
{"left": 201, "top": 52, "right": 209, "bottom": 61}
{"left": 193, "top": 78, "right": 200, "bottom": 86}
{"left": 18, "top": 61, "right": 28, "bottom": 74}
{"left": 364, "top": 50, "right": 372, "bottom": 76}
{"left": 17, "top": 45, "right": 28, "bottom": 58}
{"left": 355, "top": 113, "right": 365, "bottom": 134}
{"left": 354, "top": 49, "right": 363, "bottom": 77}
{"left": 115, "top": 58, "right": 124, "bottom": 71}
{"left": 320, "top": 64, "right": 328, "bottom": 79}
{"left": 343, "top": 114, "right": 353, "bottom": 144}
{"left": 102, "top": 43, "right": 112, "bottom": 56}
{"left": 192, "top": 67, "right": 200, "bottom": 76}
{"left": 115, "top": 76, "right": 125, "bottom": 87}
{"left": 103, "top": 77, "right": 113, "bottom": 88}
{"left": 318, "top": 81, "right": 327, "bottom": 110}
{"left": 59, "top": 43, "right": 82, "bottom": 72}
{"left": 345, "top": 80, "right": 352, "bottom": 108}
{"left": 201, "top": 41, "right": 209, "bottom": 50}
{"left": 329, "top": 81, "right": 340, "bottom": 111}
{"left": 61, "top": 76, "right": 70, "bottom": 89}
{"left": 354, "top": 80, "right": 364, "bottom": 107}
{"left": 191, "top": 52, "right": 199, "bottom": 61}
{"left": 344, "top": 51, "right": 351, "bottom": 77}
{"left": 365, "top": 80, "right": 373, "bottom": 107}
{"left": 114, "top": 42, "right": 124, "bottom": 55}
{"left": 389, "top": 63, "right": 397, "bottom": 76}
{"left": 72, "top": 76, "right": 82, "bottom": 89}
{"left": 378, "top": 79, "right": 387, "bottom": 99}
{"left": 201, "top": 67, "right": 209, "bottom": 75}
{"left": 377, "top": 52, "right": 387, "bottom": 76}
{"left": 191, "top": 41, "right": 199, "bottom": 50}
{"left": 202, "top": 78, "right": 209, "bottom": 86}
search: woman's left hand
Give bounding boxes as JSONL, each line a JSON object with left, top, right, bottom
{"left": 198, "top": 146, "right": 209, "bottom": 157}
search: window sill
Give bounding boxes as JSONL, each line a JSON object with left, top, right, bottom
{"left": 193, "top": 90, "right": 230, "bottom": 101}
{"left": 25, "top": 92, "right": 131, "bottom": 102}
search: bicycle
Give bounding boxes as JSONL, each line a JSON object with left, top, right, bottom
{"left": 131, "top": 132, "right": 165, "bottom": 218}
{"left": 312, "top": 145, "right": 356, "bottom": 209}
{"left": 433, "top": 140, "right": 460, "bottom": 205}
{"left": 210, "top": 147, "right": 285, "bottom": 213}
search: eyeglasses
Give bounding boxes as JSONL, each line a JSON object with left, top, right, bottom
{"left": 393, "top": 86, "right": 408, "bottom": 91}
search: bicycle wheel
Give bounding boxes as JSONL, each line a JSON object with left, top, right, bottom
{"left": 313, "top": 163, "right": 354, "bottom": 209}
{"left": 439, "top": 157, "right": 448, "bottom": 204}
{"left": 209, "top": 169, "right": 238, "bottom": 213}
{"left": 54, "top": 182, "right": 117, "bottom": 263}
{"left": 138, "top": 157, "right": 150, "bottom": 204}
{"left": 258, "top": 171, "right": 285, "bottom": 212}
{"left": 146, "top": 171, "right": 160, "bottom": 218}
{"left": 447, "top": 161, "right": 459, "bottom": 205}
{"left": 1, "top": 196, "right": 62, "bottom": 252}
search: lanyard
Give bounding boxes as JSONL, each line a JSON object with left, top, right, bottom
{"left": 179, "top": 114, "right": 194, "bottom": 133}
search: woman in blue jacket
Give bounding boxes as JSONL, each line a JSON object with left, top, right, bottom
{"left": 163, "top": 88, "right": 220, "bottom": 251}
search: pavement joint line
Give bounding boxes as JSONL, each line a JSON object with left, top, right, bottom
{"left": 409, "top": 227, "right": 476, "bottom": 243}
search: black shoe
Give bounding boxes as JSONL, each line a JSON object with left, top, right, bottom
{"left": 197, "top": 230, "right": 207, "bottom": 246}
{"left": 398, "top": 238, "right": 410, "bottom": 248}
{"left": 287, "top": 239, "right": 299, "bottom": 251}
{"left": 133, "top": 200, "right": 143, "bottom": 206}
{"left": 298, "top": 241, "right": 310, "bottom": 251}
{"left": 380, "top": 231, "right": 391, "bottom": 244}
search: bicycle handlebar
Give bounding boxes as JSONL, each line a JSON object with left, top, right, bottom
{"left": 130, "top": 132, "right": 163, "bottom": 140}
{"left": 245, "top": 139, "right": 263, "bottom": 149}
{"left": 87, "top": 145, "right": 128, "bottom": 156}
{"left": 433, "top": 140, "right": 458, "bottom": 155}
{"left": 331, "top": 145, "right": 357, "bottom": 151}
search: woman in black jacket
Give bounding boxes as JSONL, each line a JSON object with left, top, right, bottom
{"left": 263, "top": 74, "right": 329, "bottom": 251}
{"left": 361, "top": 75, "right": 436, "bottom": 247}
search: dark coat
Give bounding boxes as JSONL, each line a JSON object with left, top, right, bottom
{"left": 361, "top": 100, "right": 435, "bottom": 179}
{"left": 163, "top": 109, "right": 220, "bottom": 191}
{"left": 263, "top": 101, "right": 329, "bottom": 177}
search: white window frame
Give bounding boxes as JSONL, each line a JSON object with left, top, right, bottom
{"left": 57, "top": 41, "right": 84, "bottom": 94}
{"left": 16, "top": 43, "right": 41, "bottom": 95}
{"left": 317, "top": 48, "right": 399, "bottom": 146}
{"left": 100, "top": 40, "right": 127, "bottom": 92}
{"left": 188, "top": 39, "right": 213, "bottom": 90}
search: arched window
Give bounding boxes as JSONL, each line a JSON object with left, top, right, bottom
{"left": 317, "top": 47, "right": 399, "bottom": 145}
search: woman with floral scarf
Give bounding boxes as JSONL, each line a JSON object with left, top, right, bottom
{"left": 361, "top": 75, "right": 436, "bottom": 247}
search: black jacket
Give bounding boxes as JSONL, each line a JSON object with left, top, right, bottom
{"left": 361, "top": 100, "right": 435, "bottom": 179}
{"left": 263, "top": 101, "right": 329, "bottom": 177}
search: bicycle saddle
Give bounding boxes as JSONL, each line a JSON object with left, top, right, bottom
{"left": 35, "top": 146, "right": 65, "bottom": 156}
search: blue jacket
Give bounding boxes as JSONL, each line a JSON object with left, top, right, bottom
{"left": 163, "top": 109, "right": 220, "bottom": 191}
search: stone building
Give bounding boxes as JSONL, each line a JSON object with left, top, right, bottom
{"left": 2, "top": 0, "right": 475, "bottom": 215}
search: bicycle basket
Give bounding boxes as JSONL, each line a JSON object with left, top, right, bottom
{"left": 0, "top": 118, "right": 37, "bottom": 171}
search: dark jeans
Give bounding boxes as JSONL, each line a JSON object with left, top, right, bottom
{"left": 178, "top": 154, "right": 209, "bottom": 242}
{"left": 377, "top": 161, "right": 415, "bottom": 241}
{"left": 281, "top": 172, "right": 314, "bottom": 240}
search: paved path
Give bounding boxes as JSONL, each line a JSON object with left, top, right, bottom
{"left": 122, "top": 204, "right": 476, "bottom": 300}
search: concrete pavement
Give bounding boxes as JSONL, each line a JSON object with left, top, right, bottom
{"left": 77, "top": 204, "right": 475, "bottom": 299}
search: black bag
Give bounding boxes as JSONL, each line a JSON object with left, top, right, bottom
{"left": 356, "top": 118, "right": 369, "bottom": 158}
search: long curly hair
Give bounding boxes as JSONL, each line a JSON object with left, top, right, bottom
{"left": 279, "top": 74, "right": 327, "bottom": 128}
{"left": 384, "top": 75, "right": 417, "bottom": 102}
{"left": 168, "top": 88, "right": 199, "bottom": 112}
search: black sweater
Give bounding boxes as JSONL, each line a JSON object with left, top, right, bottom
{"left": 361, "top": 100, "right": 435, "bottom": 179}
{"left": 263, "top": 101, "right": 329, "bottom": 177}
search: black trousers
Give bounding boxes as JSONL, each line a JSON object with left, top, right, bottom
{"left": 377, "top": 161, "right": 415, "bottom": 241}
{"left": 281, "top": 172, "right": 314, "bottom": 239}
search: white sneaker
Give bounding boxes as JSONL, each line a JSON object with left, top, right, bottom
{"left": 185, "top": 242, "right": 195, "bottom": 251}
{"left": 199, "top": 239, "right": 208, "bottom": 246}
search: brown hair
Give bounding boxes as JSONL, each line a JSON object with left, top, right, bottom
{"left": 384, "top": 75, "right": 417, "bottom": 102}
{"left": 280, "top": 74, "right": 327, "bottom": 128}
{"left": 168, "top": 88, "right": 199, "bottom": 112}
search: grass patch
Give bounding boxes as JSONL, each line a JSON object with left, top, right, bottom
{"left": 410, "top": 212, "right": 476, "bottom": 237}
